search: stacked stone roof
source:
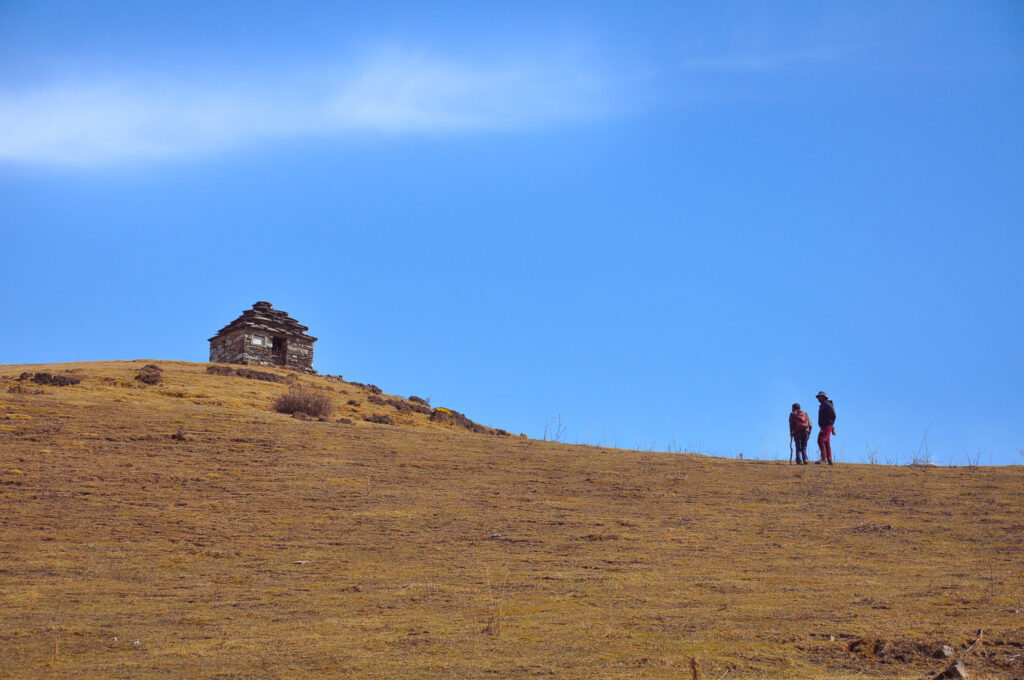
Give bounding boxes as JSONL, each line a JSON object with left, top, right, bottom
{"left": 208, "top": 302, "right": 317, "bottom": 342}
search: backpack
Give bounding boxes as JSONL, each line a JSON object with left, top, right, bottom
{"left": 791, "top": 411, "right": 810, "bottom": 431}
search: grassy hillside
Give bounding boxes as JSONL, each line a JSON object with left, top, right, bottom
{"left": 1, "top": 361, "right": 1021, "bottom": 679}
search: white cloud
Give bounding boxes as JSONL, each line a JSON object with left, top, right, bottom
{"left": 0, "top": 50, "right": 608, "bottom": 166}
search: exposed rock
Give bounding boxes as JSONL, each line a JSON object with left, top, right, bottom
{"left": 936, "top": 644, "right": 955, "bottom": 659}
{"left": 935, "top": 660, "right": 968, "bottom": 679}
{"left": 363, "top": 414, "right": 395, "bottom": 425}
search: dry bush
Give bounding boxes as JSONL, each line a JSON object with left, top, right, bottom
{"left": 430, "top": 407, "right": 503, "bottom": 435}
{"left": 23, "top": 372, "right": 82, "bottom": 387}
{"left": 206, "top": 365, "right": 285, "bottom": 383}
{"left": 273, "top": 386, "right": 332, "bottom": 417}
{"left": 363, "top": 414, "right": 395, "bottom": 425}
{"left": 389, "top": 397, "right": 431, "bottom": 415}
{"left": 369, "top": 395, "right": 430, "bottom": 415}
{"left": 234, "top": 368, "right": 284, "bottom": 383}
{"left": 135, "top": 365, "right": 163, "bottom": 385}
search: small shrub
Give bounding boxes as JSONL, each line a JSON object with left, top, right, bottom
{"left": 337, "top": 417, "right": 353, "bottom": 425}
{"left": 234, "top": 368, "right": 284, "bottom": 383}
{"left": 135, "top": 365, "right": 163, "bottom": 385}
{"left": 274, "top": 386, "right": 332, "bottom": 418}
{"left": 346, "top": 399, "right": 360, "bottom": 406}
{"left": 388, "top": 397, "right": 430, "bottom": 415}
{"left": 348, "top": 382, "right": 382, "bottom": 394}
{"left": 26, "top": 372, "right": 81, "bottom": 387}
{"left": 206, "top": 365, "right": 285, "bottom": 383}
{"left": 363, "top": 414, "right": 395, "bottom": 425}
{"left": 430, "top": 407, "right": 490, "bottom": 434}
{"left": 367, "top": 395, "right": 386, "bottom": 406}
{"left": 409, "top": 395, "right": 428, "bottom": 406}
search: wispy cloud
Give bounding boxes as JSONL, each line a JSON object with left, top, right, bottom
{"left": 0, "top": 49, "right": 609, "bottom": 166}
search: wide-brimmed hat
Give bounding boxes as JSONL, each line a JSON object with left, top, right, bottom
{"left": 816, "top": 391, "right": 828, "bottom": 399}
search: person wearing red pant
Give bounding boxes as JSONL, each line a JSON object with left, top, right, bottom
{"left": 815, "top": 391, "right": 837, "bottom": 465}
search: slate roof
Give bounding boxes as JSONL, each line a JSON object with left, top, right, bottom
{"left": 209, "top": 301, "right": 317, "bottom": 342}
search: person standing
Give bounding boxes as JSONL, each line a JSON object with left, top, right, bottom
{"left": 815, "top": 391, "right": 836, "bottom": 465}
{"left": 789, "top": 403, "right": 812, "bottom": 464}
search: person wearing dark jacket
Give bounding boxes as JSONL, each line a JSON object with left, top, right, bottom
{"left": 789, "top": 403, "right": 812, "bottom": 464}
{"left": 816, "top": 391, "right": 836, "bottom": 465}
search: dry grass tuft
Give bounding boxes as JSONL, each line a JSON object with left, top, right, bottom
{"left": 273, "top": 385, "right": 332, "bottom": 417}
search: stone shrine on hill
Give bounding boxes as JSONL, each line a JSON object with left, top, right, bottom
{"left": 209, "top": 301, "right": 317, "bottom": 373}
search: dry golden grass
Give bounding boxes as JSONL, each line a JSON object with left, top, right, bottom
{"left": 1, "top": 360, "right": 1021, "bottom": 679}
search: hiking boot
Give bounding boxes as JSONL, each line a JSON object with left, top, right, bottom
{"left": 828, "top": 461, "right": 833, "bottom": 466}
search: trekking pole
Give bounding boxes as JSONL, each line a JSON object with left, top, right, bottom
{"left": 789, "top": 435, "right": 794, "bottom": 464}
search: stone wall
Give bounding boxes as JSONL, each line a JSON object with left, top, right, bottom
{"left": 209, "top": 329, "right": 315, "bottom": 372}
{"left": 284, "top": 338, "right": 315, "bottom": 371}
{"left": 209, "top": 329, "right": 247, "bottom": 365}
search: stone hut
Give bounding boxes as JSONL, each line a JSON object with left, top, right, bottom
{"left": 209, "top": 301, "right": 317, "bottom": 373}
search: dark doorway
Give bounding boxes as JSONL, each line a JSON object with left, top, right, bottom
{"left": 272, "top": 337, "right": 287, "bottom": 365}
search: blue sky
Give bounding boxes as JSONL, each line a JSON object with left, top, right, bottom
{"left": 2, "top": 1, "right": 1022, "bottom": 464}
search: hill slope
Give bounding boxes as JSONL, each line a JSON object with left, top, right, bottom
{"left": 1, "top": 361, "right": 1022, "bottom": 679}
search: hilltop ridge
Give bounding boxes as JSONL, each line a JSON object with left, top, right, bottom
{"left": 1, "top": 360, "right": 1022, "bottom": 679}
{"left": 5, "top": 360, "right": 510, "bottom": 436}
